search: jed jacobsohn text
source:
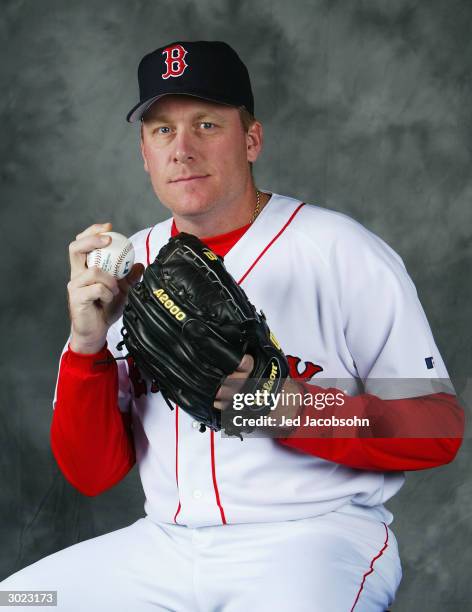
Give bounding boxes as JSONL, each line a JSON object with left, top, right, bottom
{"left": 232, "top": 389, "right": 346, "bottom": 411}
{"left": 231, "top": 414, "right": 371, "bottom": 429}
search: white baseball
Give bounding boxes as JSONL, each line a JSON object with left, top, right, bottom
{"left": 86, "top": 231, "right": 135, "bottom": 280}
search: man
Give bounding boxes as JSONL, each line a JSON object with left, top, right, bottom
{"left": 1, "top": 40, "right": 464, "bottom": 611}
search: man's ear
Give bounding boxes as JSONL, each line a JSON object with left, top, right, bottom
{"left": 246, "top": 121, "right": 263, "bottom": 163}
{"left": 140, "top": 123, "right": 149, "bottom": 173}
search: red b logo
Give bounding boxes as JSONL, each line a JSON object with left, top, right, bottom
{"left": 162, "top": 44, "right": 188, "bottom": 79}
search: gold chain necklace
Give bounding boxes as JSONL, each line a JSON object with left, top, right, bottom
{"left": 251, "top": 189, "right": 262, "bottom": 224}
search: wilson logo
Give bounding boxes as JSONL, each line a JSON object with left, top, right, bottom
{"left": 153, "top": 288, "right": 186, "bottom": 321}
{"left": 262, "top": 361, "right": 279, "bottom": 393}
{"left": 269, "top": 331, "right": 281, "bottom": 350}
{"left": 203, "top": 249, "right": 218, "bottom": 261}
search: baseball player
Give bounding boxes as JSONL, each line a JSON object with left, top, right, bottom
{"left": 1, "top": 41, "right": 464, "bottom": 611}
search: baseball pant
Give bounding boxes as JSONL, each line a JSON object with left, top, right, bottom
{"left": 1, "top": 510, "right": 402, "bottom": 611}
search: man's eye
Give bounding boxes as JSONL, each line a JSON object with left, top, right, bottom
{"left": 200, "top": 122, "right": 215, "bottom": 129}
{"left": 154, "top": 126, "right": 170, "bottom": 135}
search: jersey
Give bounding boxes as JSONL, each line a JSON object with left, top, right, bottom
{"left": 60, "top": 191, "right": 451, "bottom": 528}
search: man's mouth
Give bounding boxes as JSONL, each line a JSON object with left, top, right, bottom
{"left": 169, "top": 175, "right": 209, "bottom": 183}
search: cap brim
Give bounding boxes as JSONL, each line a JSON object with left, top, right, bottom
{"left": 126, "top": 95, "right": 163, "bottom": 123}
{"left": 126, "top": 92, "right": 241, "bottom": 123}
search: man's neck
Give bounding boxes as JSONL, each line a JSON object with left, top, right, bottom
{"left": 171, "top": 191, "right": 270, "bottom": 238}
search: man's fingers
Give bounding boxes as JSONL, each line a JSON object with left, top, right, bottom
{"left": 215, "top": 386, "right": 239, "bottom": 403}
{"left": 213, "top": 399, "right": 225, "bottom": 412}
{"left": 73, "top": 283, "right": 116, "bottom": 306}
{"left": 69, "top": 222, "right": 113, "bottom": 280}
{"left": 236, "top": 354, "right": 254, "bottom": 374}
{"left": 214, "top": 381, "right": 247, "bottom": 411}
{"left": 215, "top": 377, "right": 249, "bottom": 402}
{"left": 69, "top": 233, "right": 112, "bottom": 279}
{"left": 75, "top": 222, "right": 112, "bottom": 241}
{"left": 214, "top": 354, "right": 255, "bottom": 401}
{"left": 214, "top": 354, "right": 256, "bottom": 411}
{"left": 68, "top": 267, "right": 120, "bottom": 295}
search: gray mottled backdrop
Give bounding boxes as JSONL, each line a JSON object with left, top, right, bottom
{"left": 1, "top": 0, "right": 471, "bottom": 609}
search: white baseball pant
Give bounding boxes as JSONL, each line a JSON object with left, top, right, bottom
{"left": 1, "top": 510, "right": 402, "bottom": 611}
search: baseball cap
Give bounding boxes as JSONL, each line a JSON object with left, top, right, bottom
{"left": 126, "top": 40, "right": 254, "bottom": 122}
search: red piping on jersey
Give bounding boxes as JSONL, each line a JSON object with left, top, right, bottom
{"left": 147, "top": 226, "right": 183, "bottom": 523}
{"left": 210, "top": 430, "right": 227, "bottom": 524}
{"left": 173, "top": 405, "right": 182, "bottom": 524}
{"left": 208, "top": 202, "right": 305, "bottom": 523}
{"left": 173, "top": 502, "right": 181, "bottom": 524}
{"left": 350, "top": 523, "right": 389, "bottom": 611}
{"left": 238, "top": 203, "right": 305, "bottom": 285}
{"left": 145, "top": 226, "right": 155, "bottom": 266}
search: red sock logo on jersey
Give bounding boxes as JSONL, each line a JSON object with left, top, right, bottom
{"left": 287, "top": 355, "right": 323, "bottom": 380}
{"left": 162, "top": 44, "right": 188, "bottom": 79}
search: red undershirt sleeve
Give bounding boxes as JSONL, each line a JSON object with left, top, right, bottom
{"left": 50, "top": 342, "right": 136, "bottom": 496}
{"left": 276, "top": 383, "right": 464, "bottom": 472}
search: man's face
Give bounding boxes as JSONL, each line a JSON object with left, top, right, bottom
{"left": 140, "top": 95, "right": 262, "bottom": 220}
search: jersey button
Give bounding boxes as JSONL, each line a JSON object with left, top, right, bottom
{"left": 192, "top": 489, "right": 203, "bottom": 500}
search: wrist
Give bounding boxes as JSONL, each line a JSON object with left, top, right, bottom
{"left": 69, "top": 333, "right": 107, "bottom": 355}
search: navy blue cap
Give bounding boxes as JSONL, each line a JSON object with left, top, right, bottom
{"left": 127, "top": 40, "right": 254, "bottom": 122}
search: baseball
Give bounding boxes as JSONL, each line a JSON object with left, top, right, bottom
{"left": 86, "top": 231, "right": 135, "bottom": 280}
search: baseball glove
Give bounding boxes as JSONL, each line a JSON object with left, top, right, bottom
{"left": 117, "top": 232, "right": 289, "bottom": 436}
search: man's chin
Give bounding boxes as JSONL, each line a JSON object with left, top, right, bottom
{"left": 159, "top": 196, "right": 217, "bottom": 218}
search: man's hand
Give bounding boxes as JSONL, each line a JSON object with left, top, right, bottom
{"left": 68, "top": 222, "right": 144, "bottom": 354}
{"left": 213, "top": 354, "right": 304, "bottom": 426}
{"left": 214, "top": 354, "right": 255, "bottom": 411}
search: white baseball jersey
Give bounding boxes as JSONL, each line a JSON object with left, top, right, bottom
{"left": 93, "top": 191, "right": 451, "bottom": 528}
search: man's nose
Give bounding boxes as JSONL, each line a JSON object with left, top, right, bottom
{"left": 172, "top": 129, "right": 196, "bottom": 163}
